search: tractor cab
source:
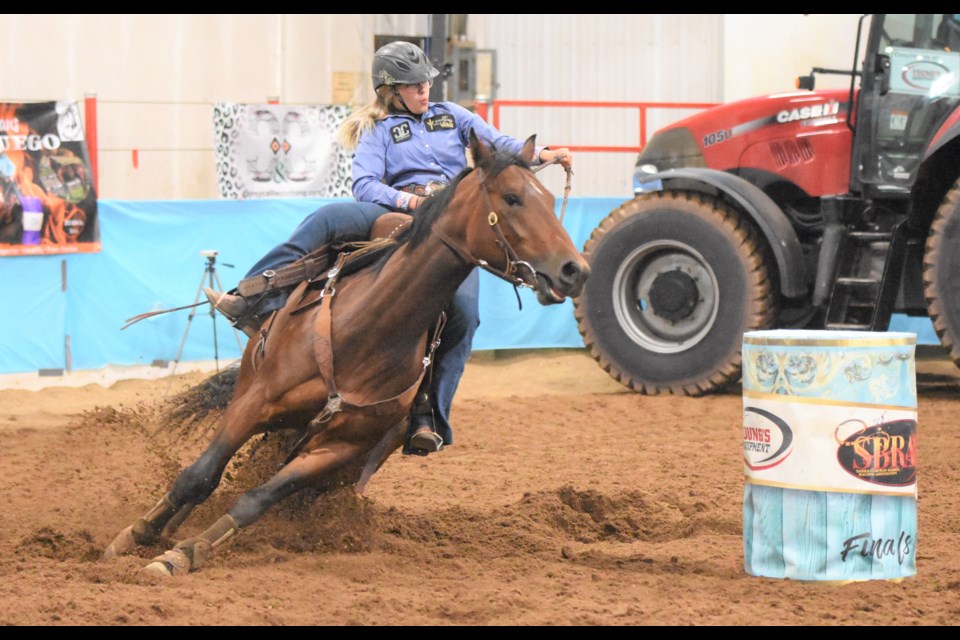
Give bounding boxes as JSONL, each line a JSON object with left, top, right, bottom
{"left": 853, "top": 14, "right": 960, "bottom": 196}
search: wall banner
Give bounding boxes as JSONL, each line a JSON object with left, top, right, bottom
{"left": 0, "top": 101, "right": 100, "bottom": 257}
{"left": 213, "top": 103, "right": 354, "bottom": 199}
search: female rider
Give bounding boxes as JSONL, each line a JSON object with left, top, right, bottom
{"left": 206, "top": 41, "right": 572, "bottom": 455}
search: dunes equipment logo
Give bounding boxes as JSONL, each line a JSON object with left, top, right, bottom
{"left": 901, "top": 60, "right": 952, "bottom": 92}
{"left": 743, "top": 406, "right": 794, "bottom": 471}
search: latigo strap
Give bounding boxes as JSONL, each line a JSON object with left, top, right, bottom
{"left": 237, "top": 249, "right": 333, "bottom": 297}
{"left": 237, "top": 238, "right": 398, "bottom": 298}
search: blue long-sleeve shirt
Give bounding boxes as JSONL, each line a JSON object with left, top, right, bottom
{"left": 351, "top": 102, "right": 542, "bottom": 211}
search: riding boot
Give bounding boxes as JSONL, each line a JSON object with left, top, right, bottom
{"left": 204, "top": 288, "right": 263, "bottom": 338}
{"left": 402, "top": 413, "right": 443, "bottom": 456}
{"left": 204, "top": 288, "right": 248, "bottom": 319}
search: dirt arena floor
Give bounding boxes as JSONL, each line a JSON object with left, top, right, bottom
{"left": 0, "top": 348, "right": 958, "bottom": 626}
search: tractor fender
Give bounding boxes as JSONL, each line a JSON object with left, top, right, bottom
{"left": 926, "top": 113, "right": 960, "bottom": 160}
{"left": 636, "top": 167, "right": 807, "bottom": 298}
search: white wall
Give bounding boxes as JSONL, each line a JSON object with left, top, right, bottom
{"left": 1, "top": 14, "right": 421, "bottom": 200}
{"left": 472, "top": 14, "right": 724, "bottom": 197}
{"left": 723, "top": 14, "right": 866, "bottom": 102}
{"left": 1, "top": 14, "right": 869, "bottom": 200}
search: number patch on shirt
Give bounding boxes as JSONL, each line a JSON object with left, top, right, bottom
{"left": 424, "top": 114, "right": 456, "bottom": 131}
{"left": 391, "top": 123, "right": 412, "bottom": 143}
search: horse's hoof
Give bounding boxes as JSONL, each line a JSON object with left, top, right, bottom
{"left": 142, "top": 549, "right": 191, "bottom": 577}
{"left": 101, "top": 525, "right": 137, "bottom": 562}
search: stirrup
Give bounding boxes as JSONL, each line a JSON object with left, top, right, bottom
{"left": 409, "top": 424, "right": 443, "bottom": 453}
{"left": 234, "top": 319, "right": 261, "bottom": 339}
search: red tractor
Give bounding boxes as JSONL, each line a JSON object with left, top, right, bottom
{"left": 574, "top": 14, "right": 960, "bottom": 395}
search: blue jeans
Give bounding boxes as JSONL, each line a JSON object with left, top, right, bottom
{"left": 429, "top": 268, "right": 479, "bottom": 445}
{"left": 245, "top": 201, "right": 389, "bottom": 289}
{"left": 242, "top": 200, "right": 479, "bottom": 445}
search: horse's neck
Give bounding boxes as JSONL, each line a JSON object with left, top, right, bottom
{"left": 336, "top": 228, "right": 473, "bottom": 350}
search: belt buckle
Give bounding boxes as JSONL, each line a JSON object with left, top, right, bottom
{"left": 425, "top": 182, "right": 446, "bottom": 196}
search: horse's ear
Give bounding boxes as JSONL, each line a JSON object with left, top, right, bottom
{"left": 520, "top": 134, "right": 537, "bottom": 164}
{"left": 469, "top": 129, "right": 493, "bottom": 168}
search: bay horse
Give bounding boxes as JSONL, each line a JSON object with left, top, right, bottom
{"left": 101, "top": 131, "right": 590, "bottom": 576}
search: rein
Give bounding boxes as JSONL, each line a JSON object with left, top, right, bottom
{"left": 531, "top": 157, "right": 573, "bottom": 224}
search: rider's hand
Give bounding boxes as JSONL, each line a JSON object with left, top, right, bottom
{"left": 540, "top": 147, "right": 573, "bottom": 169}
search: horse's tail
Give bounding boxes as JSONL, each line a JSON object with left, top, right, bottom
{"left": 163, "top": 364, "right": 240, "bottom": 426}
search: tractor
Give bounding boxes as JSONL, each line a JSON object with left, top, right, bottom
{"left": 574, "top": 14, "right": 960, "bottom": 395}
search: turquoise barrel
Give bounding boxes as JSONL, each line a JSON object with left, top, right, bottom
{"left": 741, "top": 330, "right": 917, "bottom": 581}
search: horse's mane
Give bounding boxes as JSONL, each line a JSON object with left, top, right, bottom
{"left": 370, "top": 146, "right": 532, "bottom": 271}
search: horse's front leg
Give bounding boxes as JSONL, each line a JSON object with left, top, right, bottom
{"left": 101, "top": 440, "right": 243, "bottom": 561}
{"left": 142, "top": 438, "right": 362, "bottom": 577}
{"left": 101, "top": 411, "right": 260, "bottom": 561}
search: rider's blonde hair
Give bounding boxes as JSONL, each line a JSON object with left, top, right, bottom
{"left": 337, "top": 86, "right": 397, "bottom": 150}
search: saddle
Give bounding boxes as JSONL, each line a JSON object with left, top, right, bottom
{"left": 236, "top": 212, "right": 413, "bottom": 298}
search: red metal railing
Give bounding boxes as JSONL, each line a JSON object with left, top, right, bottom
{"left": 80, "top": 96, "right": 719, "bottom": 197}
{"left": 84, "top": 94, "right": 99, "bottom": 193}
{"left": 476, "top": 99, "right": 717, "bottom": 153}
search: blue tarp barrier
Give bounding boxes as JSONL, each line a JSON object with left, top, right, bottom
{"left": 0, "top": 197, "right": 940, "bottom": 376}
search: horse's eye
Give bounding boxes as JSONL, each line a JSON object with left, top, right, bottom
{"left": 503, "top": 194, "right": 522, "bottom": 207}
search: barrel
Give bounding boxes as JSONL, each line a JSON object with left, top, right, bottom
{"left": 741, "top": 329, "right": 918, "bottom": 582}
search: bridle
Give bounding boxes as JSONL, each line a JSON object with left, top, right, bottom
{"left": 432, "top": 160, "right": 572, "bottom": 308}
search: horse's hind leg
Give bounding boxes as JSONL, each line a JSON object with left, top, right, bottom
{"left": 356, "top": 421, "right": 406, "bottom": 495}
{"left": 143, "top": 439, "right": 362, "bottom": 577}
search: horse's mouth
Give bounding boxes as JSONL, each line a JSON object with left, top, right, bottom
{"left": 534, "top": 274, "right": 566, "bottom": 305}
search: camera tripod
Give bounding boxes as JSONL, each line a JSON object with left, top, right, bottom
{"left": 169, "top": 250, "right": 244, "bottom": 380}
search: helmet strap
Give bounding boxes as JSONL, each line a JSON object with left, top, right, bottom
{"left": 393, "top": 87, "right": 419, "bottom": 118}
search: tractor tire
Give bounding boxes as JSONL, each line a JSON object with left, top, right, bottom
{"left": 923, "top": 180, "right": 960, "bottom": 368}
{"left": 573, "top": 191, "right": 777, "bottom": 396}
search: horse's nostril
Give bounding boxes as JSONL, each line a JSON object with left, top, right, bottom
{"left": 560, "top": 261, "right": 586, "bottom": 285}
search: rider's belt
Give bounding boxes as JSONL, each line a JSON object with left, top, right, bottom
{"left": 398, "top": 181, "right": 448, "bottom": 197}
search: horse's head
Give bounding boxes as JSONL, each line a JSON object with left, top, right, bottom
{"left": 457, "top": 130, "right": 590, "bottom": 304}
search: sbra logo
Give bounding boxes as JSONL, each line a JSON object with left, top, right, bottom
{"left": 776, "top": 101, "right": 840, "bottom": 124}
{"left": 835, "top": 419, "right": 917, "bottom": 487}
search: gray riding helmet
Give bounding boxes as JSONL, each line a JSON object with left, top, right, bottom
{"left": 372, "top": 41, "right": 440, "bottom": 91}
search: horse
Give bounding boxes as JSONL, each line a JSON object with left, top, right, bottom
{"left": 101, "top": 130, "right": 590, "bottom": 576}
